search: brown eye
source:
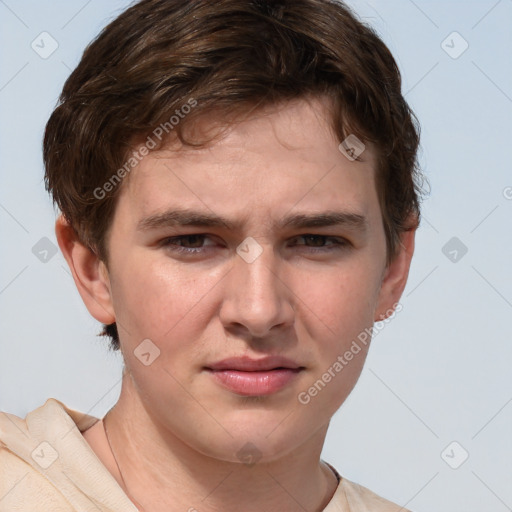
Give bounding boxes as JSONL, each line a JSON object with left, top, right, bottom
{"left": 161, "top": 234, "right": 216, "bottom": 254}
{"left": 293, "top": 235, "right": 348, "bottom": 250}
{"left": 302, "top": 235, "right": 328, "bottom": 247}
{"left": 179, "top": 235, "right": 206, "bottom": 248}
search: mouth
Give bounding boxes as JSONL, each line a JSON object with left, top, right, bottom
{"left": 204, "top": 356, "right": 305, "bottom": 396}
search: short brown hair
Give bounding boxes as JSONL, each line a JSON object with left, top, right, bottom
{"left": 44, "top": 0, "right": 424, "bottom": 351}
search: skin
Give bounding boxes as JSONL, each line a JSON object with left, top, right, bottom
{"left": 57, "top": 96, "right": 415, "bottom": 512}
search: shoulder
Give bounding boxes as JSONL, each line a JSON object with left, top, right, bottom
{"left": 0, "top": 399, "right": 99, "bottom": 511}
{"left": 340, "top": 478, "right": 411, "bottom": 512}
{"left": 0, "top": 448, "right": 72, "bottom": 511}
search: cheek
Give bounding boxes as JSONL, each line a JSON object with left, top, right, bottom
{"left": 294, "top": 265, "right": 378, "bottom": 417}
{"left": 295, "top": 258, "right": 382, "bottom": 338}
{"left": 109, "top": 254, "right": 225, "bottom": 345}
{"left": 292, "top": 258, "right": 381, "bottom": 408}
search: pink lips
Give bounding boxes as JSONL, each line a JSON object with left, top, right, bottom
{"left": 205, "top": 356, "right": 304, "bottom": 396}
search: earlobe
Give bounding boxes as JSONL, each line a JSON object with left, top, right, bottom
{"left": 55, "top": 215, "right": 115, "bottom": 325}
{"left": 374, "top": 227, "right": 416, "bottom": 322}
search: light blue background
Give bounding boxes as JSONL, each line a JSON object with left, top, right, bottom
{"left": 0, "top": 1, "right": 511, "bottom": 511}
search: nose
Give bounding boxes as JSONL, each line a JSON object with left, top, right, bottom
{"left": 218, "top": 243, "right": 295, "bottom": 339}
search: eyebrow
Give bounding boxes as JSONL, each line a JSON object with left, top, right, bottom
{"left": 136, "top": 208, "right": 369, "bottom": 233}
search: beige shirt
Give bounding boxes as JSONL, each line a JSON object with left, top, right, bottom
{"left": 0, "top": 399, "right": 409, "bottom": 511}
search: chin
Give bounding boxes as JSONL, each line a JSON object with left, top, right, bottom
{"left": 187, "top": 412, "right": 317, "bottom": 465}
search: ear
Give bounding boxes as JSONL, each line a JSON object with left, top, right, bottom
{"left": 374, "top": 226, "right": 416, "bottom": 321}
{"left": 55, "top": 215, "right": 115, "bottom": 325}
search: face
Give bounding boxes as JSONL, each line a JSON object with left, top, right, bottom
{"left": 85, "top": 97, "right": 408, "bottom": 463}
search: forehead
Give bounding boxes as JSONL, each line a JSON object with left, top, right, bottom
{"left": 114, "top": 97, "right": 379, "bottom": 231}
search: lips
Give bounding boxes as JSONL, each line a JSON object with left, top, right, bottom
{"left": 206, "top": 356, "right": 302, "bottom": 372}
{"left": 205, "top": 356, "right": 304, "bottom": 396}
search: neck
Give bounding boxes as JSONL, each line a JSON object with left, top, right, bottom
{"left": 100, "top": 376, "right": 339, "bottom": 512}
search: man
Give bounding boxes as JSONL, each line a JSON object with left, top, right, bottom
{"left": 0, "top": 0, "right": 422, "bottom": 510}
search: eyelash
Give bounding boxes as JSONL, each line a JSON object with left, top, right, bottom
{"left": 160, "top": 234, "right": 349, "bottom": 255}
